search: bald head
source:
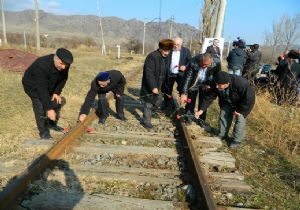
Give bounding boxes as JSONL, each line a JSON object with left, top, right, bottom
{"left": 173, "top": 37, "right": 183, "bottom": 51}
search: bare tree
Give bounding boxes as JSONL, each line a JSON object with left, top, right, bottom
{"left": 283, "top": 13, "right": 300, "bottom": 50}
{"left": 264, "top": 13, "right": 300, "bottom": 58}
{"left": 200, "top": 0, "right": 219, "bottom": 43}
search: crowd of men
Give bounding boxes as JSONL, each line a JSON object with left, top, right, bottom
{"left": 22, "top": 36, "right": 299, "bottom": 149}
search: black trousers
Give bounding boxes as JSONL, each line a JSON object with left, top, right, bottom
{"left": 30, "top": 97, "right": 62, "bottom": 137}
{"left": 97, "top": 94, "right": 124, "bottom": 118}
{"left": 142, "top": 94, "right": 163, "bottom": 123}
{"left": 163, "top": 73, "right": 184, "bottom": 107}
{"left": 185, "top": 88, "right": 207, "bottom": 121}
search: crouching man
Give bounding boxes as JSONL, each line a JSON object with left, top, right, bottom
{"left": 22, "top": 48, "right": 73, "bottom": 139}
{"left": 78, "top": 70, "right": 126, "bottom": 124}
{"left": 195, "top": 71, "right": 255, "bottom": 148}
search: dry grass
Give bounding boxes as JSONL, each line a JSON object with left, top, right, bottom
{"left": 232, "top": 91, "right": 300, "bottom": 209}
{"left": 247, "top": 91, "right": 299, "bottom": 157}
{"left": 205, "top": 85, "right": 299, "bottom": 208}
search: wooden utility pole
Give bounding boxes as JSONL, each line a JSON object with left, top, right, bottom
{"left": 1, "top": 0, "right": 7, "bottom": 45}
{"left": 34, "top": 0, "right": 40, "bottom": 51}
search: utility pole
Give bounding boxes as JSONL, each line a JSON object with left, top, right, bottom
{"left": 189, "top": 35, "right": 192, "bottom": 51}
{"left": 1, "top": 0, "right": 7, "bottom": 45}
{"left": 24, "top": 30, "right": 27, "bottom": 49}
{"left": 168, "top": 15, "right": 174, "bottom": 39}
{"left": 142, "top": 19, "right": 146, "bottom": 55}
{"left": 142, "top": 18, "right": 160, "bottom": 55}
{"left": 158, "top": 0, "right": 162, "bottom": 40}
{"left": 34, "top": 0, "right": 40, "bottom": 51}
{"left": 214, "top": 0, "right": 227, "bottom": 38}
{"left": 97, "top": 0, "right": 106, "bottom": 56}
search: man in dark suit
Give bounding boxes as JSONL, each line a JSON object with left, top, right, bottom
{"left": 78, "top": 70, "right": 126, "bottom": 124}
{"left": 22, "top": 48, "right": 73, "bottom": 139}
{"left": 140, "top": 39, "right": 174, "bottom": 129}
{"left": 180, "top": 53, "right": 220, "bottom": 125}
{"left": 206, "top": 39, "right": 221, "bottom": 64}
{"left": 195, "top": 71, "right": 255, "bottom": 148}
{"left": 162, "top": 37, "right": 191, "bottom": 109}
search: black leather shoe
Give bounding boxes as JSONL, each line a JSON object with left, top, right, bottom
{"left": 50, "top": 125, "right": 64, "bottom": 132}
{"left": 116, "top": 115, "right": 127, "bottom": 121}
{"left": 40, "top": 133, "right": 53, "bottom": 140}
{"left": 141, "top": 121, "right": 153, "bottom": 129}
{"left": 151, "top": 112, "right": 160, "bottom": 119}
{"left": 98, "top": 117, "right": 107, "bottom": 124}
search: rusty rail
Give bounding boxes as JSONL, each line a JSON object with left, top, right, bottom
{"left": 174, "top": 99, "right": 217, "bottom": 210}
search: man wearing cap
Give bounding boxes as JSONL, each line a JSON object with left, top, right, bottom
{"left": 78, "top": 70, "right": 126, "bottom": 124}
{"left": 180, "top": 53, "right": 220, "bottom": 126}
{"left": 22, "top": 48, "right": 73, "bottom": 139}
{"left": 140, "top": 38, "right": 174, "bottom": 129}
{"left": 195, "top": 71, "right": 255, "bottom": 148}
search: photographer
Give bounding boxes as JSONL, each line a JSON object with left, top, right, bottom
{"left": 243, "top": 44, "right": 262, "bottom": 81}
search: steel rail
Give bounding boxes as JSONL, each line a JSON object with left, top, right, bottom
{"left": 174, "top": 100, "right": 217, "bottom": 210}
{"left": 0, "top": 67, "right": 141, "bottom": 209}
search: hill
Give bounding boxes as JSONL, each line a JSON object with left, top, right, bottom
{"left": 1, "top": 10, "right": 201, "bottom": 53}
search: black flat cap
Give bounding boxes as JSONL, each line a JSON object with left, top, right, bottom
{"left": 56, "top": 48, "right": 73, "bottom": 65}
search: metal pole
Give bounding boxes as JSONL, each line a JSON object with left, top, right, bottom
{"left": 116, "top": 44, "right": 120, "bottom": 60}
{"left": 214, "top": 0, "right": 227, "bottom": 38}
{"left": 1, "top": 0, "right": 7, "bottom": 45}
{"left": 34, "top": 0, "right": 40, "bottom": 51}
{"left": 142, "top": 20, "right": 146, "bottom": 55}
{"left": 168, "top": 15, "right": 174, "bottom": 39}
{"left": 24, "top": 30, "right": 27, "bottom": 49}
{"left": 97, "top": 0, "right": 106, "bottom": 56}
{"left": 158, "top": 0, "right": 162, "bottom": 40}
{"left": 189, "top": 35, "right": 192, "bottom": 51}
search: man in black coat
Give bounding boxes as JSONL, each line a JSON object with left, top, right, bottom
{"left": 206, "top": 38, "right": 221, "bottom": 64}
{"left": 78, "top": 70, "right": 126, "bottom": 124}
{"left": 227, "top": 39, "right": 247, "bottom": 76}
{"left": 195, "top": 71, "right": 255, "bottom": 148}
{"left": 140, "top": 39, "right": 174, "bottom": 129}
{"left": 243, "top": 44, "right": 262, "bottom": 80}
{"left": 180, "top": 53, "right": 220, "bottom": 125}
{"left": 162, "top": 37, "right": 191, "bottom": 109}
{"left": 22, "top": 48, "right": 73, "bottom": 139}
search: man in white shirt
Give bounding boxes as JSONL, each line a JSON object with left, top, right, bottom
{"left": 162, "top": 37, "right": 191, "bottom": 109}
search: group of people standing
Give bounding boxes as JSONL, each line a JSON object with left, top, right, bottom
{"left": 22, "top": 37, "right": 256, "bottom": 149}
{"left": 226, "top": 37, "right": 262, "bottom": 81}
{"left": 140, "top": 37, "right": 255, "bottom": 149}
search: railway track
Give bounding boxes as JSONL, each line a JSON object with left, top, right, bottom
{"left": 0, "top": 67, "right": 254, "bottom": 210}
